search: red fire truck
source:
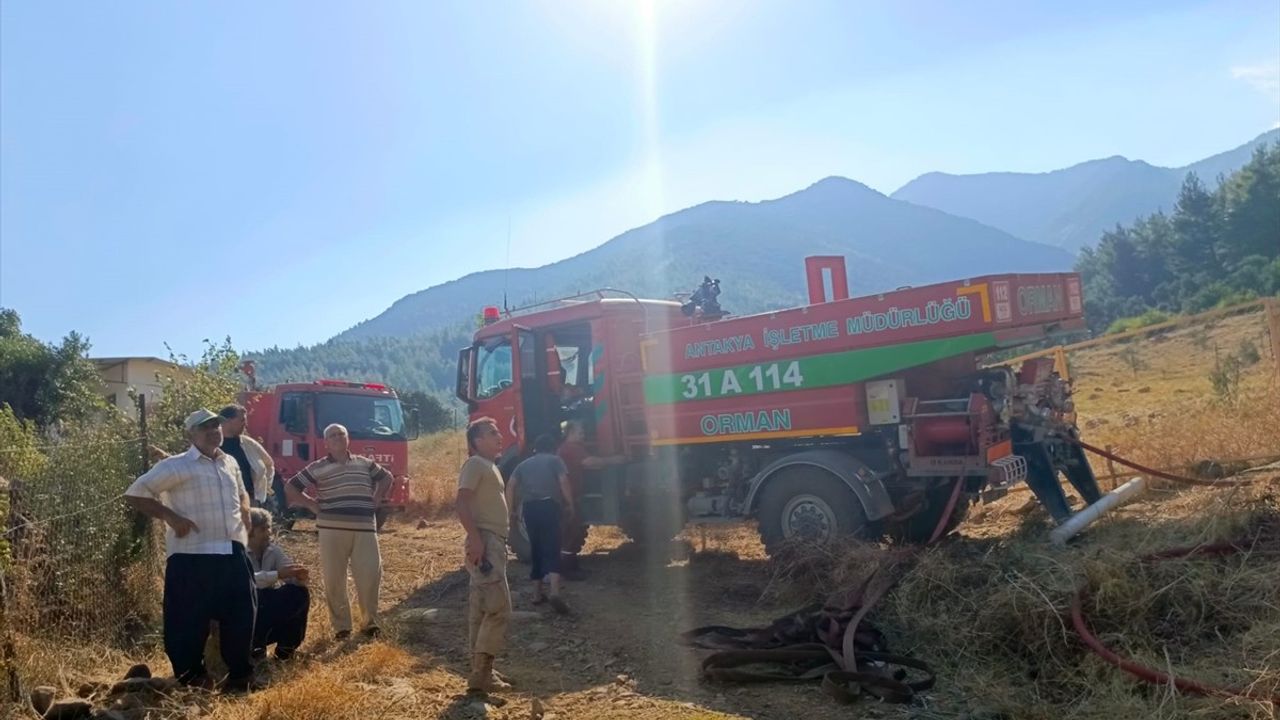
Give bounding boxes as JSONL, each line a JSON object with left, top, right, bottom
{"left": 241, "top": 378, "right": 417, "bottom": 529}
{"left": 455, "top": 256, "right": 1101, "bottom": 557}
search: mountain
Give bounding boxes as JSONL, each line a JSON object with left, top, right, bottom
{"left": 335, "top": 176, "right": 1074, "bottom": 344}
{"left": 891, "top": 129, "right": 1280, "bottom": 252}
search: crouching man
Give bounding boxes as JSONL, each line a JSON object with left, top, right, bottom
{"left": 246, "top": 508, "right": 310, "bottom": 661}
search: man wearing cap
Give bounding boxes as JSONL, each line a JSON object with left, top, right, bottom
{"left": 124, "top": 409, "right": 257, "bottom": 693}
{"left": 218, "top": 404, "right": 274, "bottom": 507}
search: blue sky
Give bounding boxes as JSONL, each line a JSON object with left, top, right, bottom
{"left": 2, "top": 0, "right": 1277, "bottom": 358}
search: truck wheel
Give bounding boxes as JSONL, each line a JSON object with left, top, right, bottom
{"left": 888, "top": 480, "right": 972, "bottom": 543}
{"left": 619, "top": 510, "right": 684, "bottom": 549}
{"left": 563, "top": 521, "right": 589, "bottom": 555}
{"left": 508, "top": 516, "right": 533, "bottom": 564}
{"left": 757, "top": 468, "right": 869, "bottom": 555}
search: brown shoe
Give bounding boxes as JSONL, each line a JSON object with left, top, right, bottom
{"left": 548, "top": 595, "right": 571, "bottom": 615}
{"left": 465, "top": 687, "right": 507, "bottom": 707}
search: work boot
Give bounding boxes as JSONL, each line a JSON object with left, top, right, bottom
{"left": 467, "top": 654, "right": 508, "bottom": 706}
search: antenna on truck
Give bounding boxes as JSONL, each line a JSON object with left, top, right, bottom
{"left": 503, "top": 213, "right": 512, "bottom": 313}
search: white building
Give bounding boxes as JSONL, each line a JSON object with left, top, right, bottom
{"left": 91, "top": 356, "right": 188, "bottom": 419}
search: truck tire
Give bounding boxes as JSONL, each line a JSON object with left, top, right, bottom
{"left": 756, "top": 467, "right": 870, "bottom": 555}
{"left": 619, "top": 482, "right": 685, "bottom": 550}
{"left": 563, "top": 521, "right": 589, "bottom": 555}
{"left": 504, "top": 513, "right": 529, "bottom": 564}
{"left": 619, "top": 509, "right": 684, "bottom": 548}
{"left": 888, "top": 480, "right": 972, "bottom": 543}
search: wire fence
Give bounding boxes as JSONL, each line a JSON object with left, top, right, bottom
{"left": 1, "top": 420, "right": 165, "bottom": 705}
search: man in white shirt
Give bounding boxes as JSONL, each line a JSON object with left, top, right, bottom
{"left": 124, "top": 409, "right": 257, "bottom": 693}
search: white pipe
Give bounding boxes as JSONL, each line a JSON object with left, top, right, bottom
{"left": 1050, "top": 476, "right": 1147, "bottom": 546}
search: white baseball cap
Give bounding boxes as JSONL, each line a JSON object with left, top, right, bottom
{"left": 183, "top": 408, "right": 223, "bottom": 432}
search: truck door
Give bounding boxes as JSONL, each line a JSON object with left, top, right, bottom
{"left": 276, "top": 391, "right": 314, "bottom": 478}
{"left": 470, "top": 333, "right": 522, "bottom": 454}
{"left": 510, "top": 327, "right": 541, "bottom": 451}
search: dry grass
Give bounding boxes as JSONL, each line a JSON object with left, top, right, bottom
{"left": 405, "top": 431, "right": 469, "bottom": 518}
{"left": 1071, "top": 308, "right": 1279, "bottom": 471}
{"left": 10, "top": 310, "right": 1280, "bottom": 719}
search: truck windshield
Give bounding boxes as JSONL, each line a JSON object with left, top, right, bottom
{"left": 315, "top": 393, "right": 406, "bottom": 440}
{"left": 475, "top": 338, "right": 513, "bottom": 399}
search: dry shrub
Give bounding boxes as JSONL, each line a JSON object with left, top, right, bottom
{"left": 1092, "top": 389, "right": 1280, "bottom": 474}
{"left": 877, "top": 488, "right": 1280, "bottom": 719}
{"left": 755, "top": 477, "right": 1280, "bottom": 719}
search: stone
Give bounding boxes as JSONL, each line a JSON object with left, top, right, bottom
{"left": 76, "top": 682, "right": 107, "bottom": 699}
{"left": 526, "top": 641, "right": 550, "bottom": 653}
{"left": 41, "top": 699, "right": 95, "bottom": 720}
{"left": 122, "top": 664, "right": 151, "bottom": 680}
{"left": 529, "top": 697, "right": 545, "bottom": 720}
{"left": 398, "top": 608, "right": 443, "bottom": 622}
{"left": 107, "top": 692, "right": 146, "bottom": 711}
{"left": 417, "top": 519, "right": 430, "bottom": 530}
{"left": 31, "top": 686, "right": 56, "bottom": 715}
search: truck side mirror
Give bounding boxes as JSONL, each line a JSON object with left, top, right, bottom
{"left": 406, "top": 407, "right": 421, "bottom": 441}
{"left": 456, "top": 346, "right": 477, "bottom": 408}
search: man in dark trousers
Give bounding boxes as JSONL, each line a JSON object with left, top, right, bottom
{"left": 506, "top": 434, "right": 574, "bottom": 613}
{"left": 246, "top": 508, "right": 310, "bottom": 661}
{"left": 124, "top": 409, "right": 257, "bottom": 693}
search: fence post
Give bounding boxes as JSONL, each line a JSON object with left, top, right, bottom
{"left": 1, "top": 475, "right": 20, "bottom": 704}
{"left": 1265, "top": 298, "right": 1280, "bottom": 386}
{"left": 139, "top": 394, "right": 150, "bottom": 473}
{"left": 1104, "top": 445, "right": 1119, "bottom": 492}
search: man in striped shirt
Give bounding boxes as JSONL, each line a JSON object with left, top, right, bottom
{"left": 285, "top": 423, "right": 392, "bottom": 639}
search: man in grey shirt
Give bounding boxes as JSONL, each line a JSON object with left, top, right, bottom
{"left": 505, "top": 435, "right": 575, "bottom": 613}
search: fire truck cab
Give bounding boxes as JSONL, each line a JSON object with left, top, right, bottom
{"left": 242, "top": 379, "right": 417, "bottom": 529}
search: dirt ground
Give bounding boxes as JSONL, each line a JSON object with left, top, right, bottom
{"left": 214, "top": 517, "right": 907, "bottom": 720}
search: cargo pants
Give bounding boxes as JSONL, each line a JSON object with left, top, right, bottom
{"left": 466, "top": 530, "right": 512, "bottom": 657}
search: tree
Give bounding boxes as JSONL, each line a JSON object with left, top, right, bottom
{"left": 399, "top": 390, "right": 454, "bottom": 434}
{"left": 1076, "top": 144, "right": 1279, "bottom": 333}
{"left": 0, "top": 308, "right": 106, "bottom": 428}
{"left": 141, "top": 338, "right": 242, "bottom": 452}
{"left": 1169, "top": 173, "right": 1222, "bottom": 279}
{"left": 1219, "top": 145, "right": 1280, "bottom": 266}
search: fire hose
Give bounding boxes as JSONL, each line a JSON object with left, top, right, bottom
{"left": 1066, "top": 440, "right": 1277, "bottom": 703}
{"left": 1070, "top": 541, "right": 1280, "bottom": 705}
{"left": 684, "top": 442, "right": 1274, "bottom": 706}
{"left": 1070, "top": 437, "right": 1264, "bottom": 487}
{"left": 681, "top": 480, "right": 961, "bottom": 705}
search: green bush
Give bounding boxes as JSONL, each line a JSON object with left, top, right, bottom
{"left": 1105, "top": 309, "right": 1172, "bottom": 335}
{"left": 1209, "top": 352, "right": 1244, "bottom": 403}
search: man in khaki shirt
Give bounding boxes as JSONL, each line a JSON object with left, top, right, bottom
{"left": 456, "top": 417, "right": 512, "bottom": 703}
